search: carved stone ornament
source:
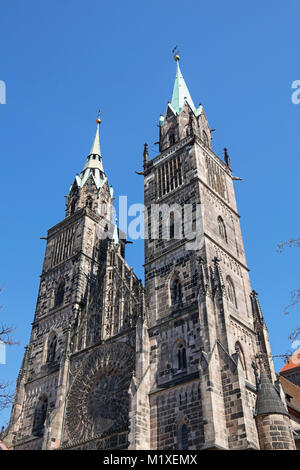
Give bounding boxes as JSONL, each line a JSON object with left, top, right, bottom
{"left": 64, "top": 341, "right": 135, "bottom": 444}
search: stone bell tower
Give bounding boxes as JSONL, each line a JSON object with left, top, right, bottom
{"left": 4, "top": 117, "right": 144, "bottom": 450}
{"left": 130, "top": 54, "right": 295, "bottom": 450}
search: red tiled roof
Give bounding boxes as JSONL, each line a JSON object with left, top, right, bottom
{"left": 280, "top": 348, "right": 300, "bottom": 373}
{"left": 280, "top": 376, "right": 300, "bottom": 415}
{"left": 0, "top": 440, "right": 8, "bottom": 450}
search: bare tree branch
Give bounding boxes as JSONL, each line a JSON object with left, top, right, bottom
{"left": 277, "top": 239, "right": 300, "bottom": 314}
{"left": 0, "top": 324, "right": 17, "bottom": 346}
{"left": 278, "top": 238, "right": 300, "bottom": 253}
{"left": 0, "top": 383, "right": 13, "bottom": 412}
{"left": 284, "top": 289, "right": 300, "bottom": 315}
{"left": 0, "top": 286, "right": 17, "bottom": 414}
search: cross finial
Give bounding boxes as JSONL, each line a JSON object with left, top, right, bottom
{"left": 96, "top": 109, "right": 102, "bottom": 124}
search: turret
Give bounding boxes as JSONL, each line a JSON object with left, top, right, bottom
{"left": 255, "top": 371, "right": 295, "bottom": 450}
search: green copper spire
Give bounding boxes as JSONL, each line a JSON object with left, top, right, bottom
{"left": 171, "top": 57, "right": 196, "bottom": 114}
{"left": 83, "top": 120, "right": 104, "bottom": 173}
{"left": 89, "top": 121, "right": 101, "bottom": 157}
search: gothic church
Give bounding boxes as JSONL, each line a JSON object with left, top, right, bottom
{"left": 3, "top": 55, "right": 296, "bottom": 450}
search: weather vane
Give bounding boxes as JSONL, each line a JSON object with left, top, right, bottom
{"left": 96, "top": 109, "right": 102, "bottom": 124}
{"left": 172, "top": 45, "right": 180, "bottom": 61}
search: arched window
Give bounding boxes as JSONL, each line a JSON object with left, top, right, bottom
{"left": 218, "top": 216, "right": 227, "bottom": 242}
{"left": 86, "top": 196, "right": 93, "bottom": 209}
{"left": 226, "top": 276, "right": 237, "bottom": 307}
{"left": 70, "top": 198, "right": 76, "bottom": 215}
{"left": 54, "top": 279, "right": 65, "bottom": 308}
{"left": 32, "top": 395, "right": 48, "bottom": 437}
{"left": 47, "top": 334, "right": 57, "bottom": 363}
{"left": 235, "top": 342, "right": 247, "bottom": 377}
{"left": 158, "top": 211, "right": 163, "bottom": 240}
{"left": 180, "top": 423, "right": 189, "bottom": 450}
{"left": 170, "top": 212, "right": 175, "bottom": 239}
{"left": 177, "top": 344, "right": 187, "bottom": 370}
{"left": 202, "top": 130, "right": 209, "bottom": 147}
{"left": 171, "top": 278, "right": 182, "bottom": 305}
{"left": 169, "top": 133, "right": 175, "bottom": 146}
{"left": 160, "top": 343, "right": 169, "bottom": 370}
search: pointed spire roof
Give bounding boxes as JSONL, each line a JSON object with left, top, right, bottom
{"left": 171, "top": 56, "right": 196, "bottom": 114}
{"left": 70, "top": 117, "right": 107, "bottom": 192}
{"left": 89, "top": 122, "right": 101, "bottom": 157}
{"left": 159, "top": 55, "right": 202, "bottom": 124}
{"left": 255, "top": 371, "right": 289, "bottom": 417}
{"left": 83, "top": 119, "right": 104, "bottom": 173}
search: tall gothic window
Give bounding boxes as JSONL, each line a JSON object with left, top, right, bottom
{"left": 235, "top": 342, "right": 247, "bottom": 377}
{"left": 171, "top": 278, "right": 182, "bottom": 305}
{"left": 169, "top": 133, "right": 175, "bottom": 146}
{"left": 158, "top": 211, "right": 163, "bottom": 240}
{"left": 54, "top": 279, "right": 65, "bottom": 308}
{"left": 218, "top": 216, "right": 227, "bottom": 242}
{"left": 177, "top": 344, "right": 187, "bottom": 371}
{"left": 180, "top": 424, "right": 189, "bottom": 450}
{"left": 202, "top": 130, "right": 209, "bottom": 147}
{"left": 70, "top": 198, "right": 76, "bottom": 215}
{"left": 32, "top": 396, "right": 48, "bottom": 437}
{"left": 226, "top": 276, "right": 237, "bottom": 307}
{"left": 86, "top": 196, "right": 93, "bottom": 209}
{"left": 170, "top": 212, "right": 175, "bottom": 239}
{"left": 160, "top": 343, "right": 169, "bottom": 370}
{"left": 47, "top": 333, "right": 57, "bottom": 363}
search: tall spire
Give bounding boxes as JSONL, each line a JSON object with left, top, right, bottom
{"left": 83, "top": 114, "right": 104, "bottom": 173}
{"left": 89, "top": 122, "right": 101, "bottom": 157}
{"left": 171, "top": 55, "right": 196, "bottom": 114}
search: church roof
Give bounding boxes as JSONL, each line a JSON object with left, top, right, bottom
{"left": 70, "top": 121, "right": 107, "bottom": 192}
{"left": 160, "top": 57, "right": 203, "bottom": 123}
{"left": 0, "top": 440, "right": 8, "bottom": 450}
{"left": 255, "top": 371, "right": 289, "bottom": 417}
{"left": 280, "top": 375, "right": 300, "bottom": 414}
{"left": 171, "top": 59, "right": 196, "bottom": 114}
{"left": 280, "top": 348, "right": 300, "bottom": 373}
{"left": 89, "top": 122, "right": 101, "bottom": 156}
{"left": 83, "top": 123, "right": 104, "bottom": 173}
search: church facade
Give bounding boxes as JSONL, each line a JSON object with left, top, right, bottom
{"left": 3, "top": 56, "right": 296, "bottom": 450}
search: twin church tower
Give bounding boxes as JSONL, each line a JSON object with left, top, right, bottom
{"left": 4, "top": 56, "right": 295, "bottom": 450}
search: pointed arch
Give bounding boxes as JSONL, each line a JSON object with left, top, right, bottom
{"left": 226, "top": 275, "right": 237, "bottom": 308}
{"left": 169, "top": 212, "right": 175, "bottom": 239}
{"left": 159, "top": 342, "right": 169, "bottom": 370}
{"left": 32, "top": 395, "right": 48, "bottom": 437}
{"left": 202, "top": 130, "right": 209, "bottom": 147}
{"left": 218, "top": 215, "right": 227, "bottom": 242}
{"left": 46, "top": 331, "right": 57, "bottom": 363}
{"left": 171, "top": 277, "right": 182, "bottom": 305}
{"left": 54, "top": 278, "right": 65, "bottom": 308}
{"left": 177, "top": 420, "right": 189, "bottom": 450}
{"left": 172, "top": 339, "right": 187, "bottom": 372}
{"left": 167, "top": 269, "right": 184, "bottom": 307}
{"left": 235, "top": 341, "right": 248, "bottom": 378}
{"left": 85, "top": 196, "right": 93, "bottom": 209}
{"left": 70, "top": 198, "right": 76, "bottom": 215}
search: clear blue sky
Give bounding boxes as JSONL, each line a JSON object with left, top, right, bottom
{"left": 1, "top": 0, "right": 300, "bottom": 427}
